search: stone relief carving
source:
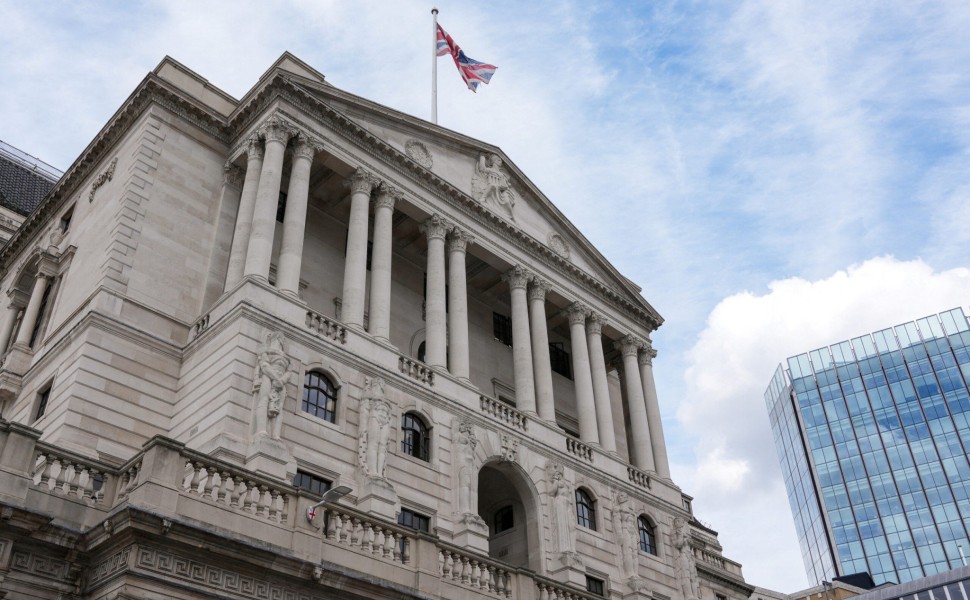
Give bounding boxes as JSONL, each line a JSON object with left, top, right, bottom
{"left": 48, "top": 226, "right": 65, "bottom": 248}
{"left": 547, "top": 462, "right": 579, "bottom": 560}
{"left": 357, "top": 377, "right": 392, "bottom": 479}
{"left": 673, "top": 516, "right": 701, "bottom": 600}
{"left": 88, "top": 157, "right": 118, "bottom": 202}
{"left": 252, "top": 331, "right": 290, "bottom": 440}
{"left": 546, "top": 232, "right": 570, "bottom": 260}
{"left": 471, "top": 153, "right": 516, "bottom": 221}
{"left": 405, "top": 139, "right": 433, "bottom": 169}
{"left": 500, "top": 434, "right": 518, "bottom": 463}
{"left": 456, "top": 419, "right": 486, "bottom": 526}
{"left": 613, "top": 492, "right": 647, "bottom": 589}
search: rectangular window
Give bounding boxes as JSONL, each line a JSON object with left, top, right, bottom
{"left": 585, "top": 576, "right": 605, "bottom": 597}
{"left": 716, "top": 594, "right": 728, "bottom": 600}
{"left": 293, "top": 470, "right": 332, "bottom": 496}
{"left": 34, "top": 383, "right": 52, "bottom": 422}
{"left": 493, "top": 312, "right": 512, "bottom": 346}
{"left": 60, "top": 205, "right": 75, "bottom": 232}
{"left": 549, "top": 342, "right": 571, "bottom": 379}
{"left": 398, "top": 508, "right": 431, "bottom": 533}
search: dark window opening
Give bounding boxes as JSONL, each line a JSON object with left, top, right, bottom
{"left": 401, "top": 413, "right": 430, "bottom": 461}
{"left": 276, "top": 191, "right": 287, "bottom": 222}
{"left": 398, "top": 508, "right": 430, "bottom": 532}
{"left": 302, "top": 371, "right": 337, "bottom": 423}
{"left": 576, "top": 488, "right": 596, "bottom": 530}
{"left": 35, "top": 384, "right": 52, "bottom": 421}
{"left": 549, "top": 342, "right": 571, "bottom": 379}
{"left": 638, "top": 516, "right": 657, "bottom": 554}
{"left": 60, "top": 205, "right": 75, "bottom": 232}
{"left": 29, "top": 280, "right": 53, "bottom": 348}
{"left": 493, "top": 312, "right": 513, "bottom": 346}
{"left": 585, "top": 576, "right": 605, "bottom": 596}
{"left": 417, "top": 341, "right": 426, "bottom": 363}
{"left": 493, "top": 505, "right": 514, "bottom": 534}
{"left": 293, "top": 470, "right": 332, "bottom": 496}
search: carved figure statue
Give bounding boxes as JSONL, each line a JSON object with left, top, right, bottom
{"left": 613, "top": 493, "right": 640, "bottom": 580}
{"left": 357, "top": 377, "right": 391, "bottom": 478}
{"left": 548, "top": 463, "right": 576, "bottom": 555}
{"left": 456, "top": 420, "right": 480, "bottom": 516}
{"left": 252, "top": 331, "right": 290, "bottom": 440}
{"left": 471, "top": 153, "right": 515, "bottom": 220}
{"left": 673, "top": 517, "right": 700, "bottom": 600}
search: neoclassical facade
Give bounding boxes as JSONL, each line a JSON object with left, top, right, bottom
{"left": 0, "top": 53, "right": 753, "bottom": 600}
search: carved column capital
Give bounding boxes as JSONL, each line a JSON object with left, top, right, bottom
{"left": 503, "top": 265, "right": 532, "bottom": 290}
{"left": 349, "top": 168, "right": 378, "bottom": 196}
{"left": 421, "top": 214, "right": 450, "bottom": 241}
{"left": 565, "top": 302, "right": 589, "bottom": 326}
{"left": 246, "top": 136, "right": 264, "bottom": 161}
{"left": 374, "top": 183, "right": 400, "bottom": 210}
{"left": 638, "top": 346, "right": 658, "bottom": 366}
{"left": 447, "top": 228, "right": 473, "bottom": 253}
{"left": 260, "top": 116, "right": 293, "bottom": 144}
{"left": 528, "top": 278, "right": 551, "bottom": 302}
{"left": 586, "top": 312, "right": 607, "bottom": 336}
{"left": 615, "top": 334, "right": 642, "bottom": 357}
{"left": 223, "top": 162, "right": 244, "bottom": 187}
{"left": 290, "top": 133, "right": 320, "bottom": 161}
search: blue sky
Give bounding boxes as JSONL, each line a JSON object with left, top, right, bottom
{"left": 4, "top": 0, "right": 970, "bottom": 591}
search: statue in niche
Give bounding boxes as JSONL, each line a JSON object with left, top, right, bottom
{"left": 673, "top": 516, "right": 700, "bottom": 600}
{"left": 252, "top": 331, "right": 290, "bottom": 440}
{"left": 471, "top": 153, "right": 516, "bottom": 220}
{"left": 455, "top": 420, "right": 484, "bottom": 526}
{"left": 357, "top": 377, "right": 391, "bottom": 479}
{"left": 548, "top": 463, "right": 577, "bottom": 556}
{"left": 613, "top": 493, "right": 643, "bottom": 583}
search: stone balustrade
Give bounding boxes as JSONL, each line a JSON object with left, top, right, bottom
{"left": 323, "top": 504, "right": 412, "bottom": 564}
{"left": 627, "top": 465, "right": 651, "bottom": 489}
{"left": 535, "top": 577, "right": 602, "bottom": 600}
{"left": 181, "top": 450, "right": 291, "bottom": 524}
{"left": 479, "top": 395, "right": 528, "bottom": 432}
{"left": 438, "top": 541, "right": 513, "bottom": 597}
{"left": 306, "top": 310, "right": 347, "bottom": 344}
{"left": 565, "top": 436, "right": 593, "bottom": 463}
{"left": 31, "top": 442, "right": 112, "bottom": 504}
{"left": 695, "top": 547, "right": 726, "bottom": 569}
{"left": 399, "top": 355, "right": 435, "bottom": 385}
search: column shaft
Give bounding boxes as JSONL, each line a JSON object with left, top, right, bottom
{"left": 368, "top": 187, "right": 396, "bottom": 340}
{"left": 447, "top": 230, "right": 471, "bottom": 379}
{"left": 423, "top": 215, "right": 449, "bottom": 368}
{"left": 0, "top": 304, "right": 20, "bottom": 352}
{"left": 341, "top": 169, "right": 374, "bottom": 328}
{"left": 587, "top": 314, "right": 617, "bottom": 453}
{"left": 15, "top": 275, "right": 50, "bottom": 346}
{"left": 567, "top": 303, "right": 599, "bottom": 445}
{"left": 505, "top": 266, "right": 536, "bottom": 414}
{"left": 225, "top": 139, "right": 263, "bottom": 290}
{"left": 640, "top": 346, "right": 670, "bottom": 478}
{"left": 529, "top": 280, "right": 555, "bottom": 422}
{"left": 244, "top": 119, "right": 289, "bottom": 279}
{"left": 277, "top": 137, "right": 315, "bottom": 295}
{"left": 618, "top": 336, "right": 655, "bottom": 471}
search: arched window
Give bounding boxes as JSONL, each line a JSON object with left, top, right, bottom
{"left": 575, "top": 488, "right": 596, "bottom": 530}
{"left": 401, "top": 412, "right": 430, "bottom": 461}
{"left": 493, "top": 505, "right": 514, "bottom": 534}
{"left": 638, "top": 515, "right": 657, "bottom": 554}
{"left": 302, "top": 371, "right": 337, "bottom": 423}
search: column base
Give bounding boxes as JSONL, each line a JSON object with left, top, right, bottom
{"left": 244, "top": 435, "right": 292, "bottom": 480}
{"left": 452, "top": 513, "right": 489, "bottom": 554}
{"left": 356, "top": 475, "right": 398, "bottom": 520}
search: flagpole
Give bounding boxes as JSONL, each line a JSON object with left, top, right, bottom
{"left": 431, "top": 7, "right": 439, "bottom": 124}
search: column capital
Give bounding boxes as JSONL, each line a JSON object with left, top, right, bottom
{"left": 349, "top": 168, "right": 378, "bottom": 196}
{"left": 586, "top": 312, "right": 608, "bottom": 336}
{"left": 223, "top": 162, "right": 244, "bottom": 187}
{"left": 528, "top": 278, "right": 550, "bottom": 302}
{"left": 421, "top": 214, "right": 450, "bottom": 241}
{"left": 259, "top": 115, "right": 293, "bottom": 144}
{"left": 565, "top": 302, "right": 589, "bottom": 325}
{"left": 638, "top": 346, "right": 658, "bottom": 366}
{"left": 502, "top": 265, "right": 532, "bottom": 290}
{"left": 447, "top": 228, "right": 473, "bottom": 253}
{"left": 374, "top": 183, "right": 400, "bottom": 210}
{"left": 246, "top": 136, "right": 264, "bottom": 161}
{"left": 290, "top": 133, "right": 320, "bottom": 161}
{"left": 615, "top": 334, "right": 642, "bottom": 357}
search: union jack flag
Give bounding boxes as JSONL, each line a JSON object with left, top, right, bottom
{"left": 436, "top": 23, "right": 497, "bottom": 92}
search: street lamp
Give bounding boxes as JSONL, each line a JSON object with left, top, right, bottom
{"left": 306, "top": 485, "right": 352, "bottom": 523}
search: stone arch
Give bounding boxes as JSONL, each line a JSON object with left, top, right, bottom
{"left": 408, "top": 328, "right": 426, "bottom": 360}
{"left": 476, "top": 457, "right": 544, "bottom": 572}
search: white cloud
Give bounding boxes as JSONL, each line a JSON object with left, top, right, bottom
{"left": 677, "top": 256, "right": 970, "bottom": 590}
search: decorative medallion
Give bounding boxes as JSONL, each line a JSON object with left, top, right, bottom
{"left": 405, "top": 140, "right": 433, "bottom": 169}
{"left": 547, "top": 232, "right": 570, "bottom": 260}
{"left": 471, "top": 153, "right": 516, "bottom": 221}
{"left": 89, "top": 157, "right": 118, "bottom": 202}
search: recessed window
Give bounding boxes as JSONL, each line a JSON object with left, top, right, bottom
{"left": 493, "top": 505, "right": 514, "bottom": 534}
{"left": 401, "top": 412, "right": 430, "bottom": 461}
{"left": 293, "top": 470, "right": 332, "bottom": 496}
{"left": 575, "top": 488, "right": 596, "bottom": 530}
{"left": 398, "top": 508, "right": 430, "bottom": 533}
{"left": 493, "top": 312, "right": 512, "bottom": 346}
{"left": 638, "top": 516, "right": 657, "bottom": 554}
{"left": 302, "top": 371, "right": 337, "bottom": 423}
{"left": 34, "top": 383, "right": 52, "bottom": 422}
{"left": 585, "top": 576, "right": 605, "bottom": 596}
{"left": 549, "top": 342, "right": 571, "bottom": 379}
{"left": 716, "top": 594, "right": 727, "bottom": 600}
{"left": 60, "top": 205, "right": 75, "bottom": 232}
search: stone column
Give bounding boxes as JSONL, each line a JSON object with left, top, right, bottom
{"left": 225, "top": 137, "right": 264, "bottom": 290}
{"left": 0, "top": 303, "right": 21, "bottom": 352}
{"left": 276, "top": 135, "right": 317, "bottom": 296}
{"left": 640, "top": 342, "right": 670, "bottom": 479}
{"left": 587, "top": 313, "right": 617, "bottom": 453}
{"left": 422, "top": 215, "right": 449, "bottom": 369}
{"left": 341, "top": 169, "right": 375, "bottom": 329}
{"left": 368, "top": 184, "right": 397, "bottom": 340}
{"left": 617, "top": 336, "right": 655, "bottom": 471}
{"left": 244, "top": 117, "right": 290, "bottom": 280}
{"left": 447, "top": 228, "right": 472, "bottom": 379}
{"left": 15, "top": 275, "right": 50, "bottom": 346}
{"left": 504, "top": 266, "right": 536, "bottom": 414}
{"left": 529, "top": 279, "right": 555, "bottom": 422}
{"left": 566, "top": 303, "right": 599, "bottom": 445}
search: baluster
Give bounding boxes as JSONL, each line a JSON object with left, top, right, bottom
{"left": 202, "top": 467, "right": 216, "bottom": 499}
{"left": 51, "top": 457, "right": 67, "bottom": 494}
{"left": 217, "top": 472, "right": 231, "bottom": 504}
{"left": 438, "top": 549, "right": 446, "bottom": 575}
{"left": 326, "top": 510, "right": 339, "bottom": 539}
{"left": 256, "top": 485, "right": 269, "bottom": 517}
{"left": 401, "top": 535, "right": 411, "bottom": 564}
{"left": 186, "top": 462, "right": 201, "bottom": 493}
{"left": 268, "top": 489, "right": 280, "bottom": 520}
{"left": 443, "top": 552, "right": 455, "bottom": 579}
{"left": 126, "top": 464, "right": 140, "bottom": 496}
{"left": 361, "top": 522, "right": 373, "bottom": 552}
{"left": 479, "top": 563, "right": 490, "bottom": 590}
{"left": 469, "top": 559, "right": 480, "bottom": 588}
{"left": 242, "top": 481, "right": 256, "bottom": 512}
{"left": 349, "top": 518, "right": 361, "bottom": 547}
{"left": 230, "top": 478, "right": 243, "bottom": 507}
{"left": 503, "top": 570, "right": 512, "bottom": 598}
{"left": 336, "top": 512, "right": 349, "bottom": 542}
{"left": 37, "top": 453, "right": 53, "bottom": 488}
{"left": 372, "top": 525, "right": 384, "bottom": 556}
{"left": 79, "top": 465, "right": 95, "bottom": 500}
{"left": 390, "top": 532, "right": 400, "bottom": 561}
{"left": 494, "top": 569, "right": 505, "bottom": 596}
{"left": 64, "top": 462, "right": 81, "bottom": 497}
{"left": 460, "top": 556, "right": 470, "bottom": 584}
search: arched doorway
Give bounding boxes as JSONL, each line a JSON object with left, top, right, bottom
{"left": 477, "top": 461, "right": 542, "bottom": 571}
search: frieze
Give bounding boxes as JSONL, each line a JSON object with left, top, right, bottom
{"left": 88, "top": 157, "right": 118, "bottom": 202}
{"left": 88, "top": 547, "right": 132, "bottom": 586}
{"left": 11, "top": 550, "right": 69, "bottom": 579}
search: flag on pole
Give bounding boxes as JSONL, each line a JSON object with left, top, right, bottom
{"left": 435, "top": 23, "right": 497, "bottom": 92}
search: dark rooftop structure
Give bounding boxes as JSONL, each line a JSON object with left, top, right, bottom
{"left": 0, "top": 140, "right": 62, "bottom": 216}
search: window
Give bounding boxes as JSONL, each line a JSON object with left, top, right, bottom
{"left": 638, "top": 516, "right": 657, "bottom": 554}
{"left": 549, "top": 342, "right": 571, "bottom": 379}
{"left": 293, "top": 470, "right": 332, "bottom": 496}
{"left": 585, "top": 576, "right": 605, "bottom": 596}
{"left": 302, "top": 371, "right": 337, "bottom": 423}
{"left": 401, "top": 412, "right": 430, "bottom": 461}
{"left": 716, "top": 594, "right": 727, "bottom": 600}
{"left": 417, "top": 341, "right": 426, "bottom": 363}
{"left": 575, "top": 488, "right": 596, "bottom": 530}
{"left": 60, "top": 205, "right": 75, "bottom": 232}
{"left": 34, "top": 383, "right": 52, "bottom": 421}
{"left": 493, "top": 312, "right": 512, "bottom": 346}
{"left": 398, "top": 508, "right": 430, "bottom": 533}
{"left": 493, "top": 505, "right": 514, "bottom": 534}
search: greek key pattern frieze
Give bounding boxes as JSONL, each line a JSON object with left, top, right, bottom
{"left": 11, "top": 550, "right": 69, "bottom": 579}
{"left": 88, "top": 547, "right": 132, "bottom": 585}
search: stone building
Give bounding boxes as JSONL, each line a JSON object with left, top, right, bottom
{"left": 0, "top": 140, "right": 61, "bottom": 245}
{"left": 0, "top": 53, "right": 753, "bottom": 600}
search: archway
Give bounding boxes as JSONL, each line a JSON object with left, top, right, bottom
{"left": 477, "top": 460, "right": 542, "bottom": 571}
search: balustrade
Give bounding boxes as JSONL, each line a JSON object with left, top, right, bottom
{"left": 479, "top": 396, "right": 528, "bottom": 432}
{"left": 565, "top": 436, "right": 593, "bottom": 463}
{"left": 535, "top": 577, "right": 601, "bottom": 600}
{"left": 695, "top": 546, "right": 726, "bottom": 569}
{"left": 399, "top": 355, "right": 435, "bottom": 385}
{"left": 437, "top": 543, "right": 511, "bottom": 597}
{"left": 306, "top": 310, "right": 348, "bottom": 344}
{"left": 627, "top": 465, "right": 651, "bottom": 489}
{"left": 31, "top": 447, "right": 109, "bottom": 504}
{"left": 322, "top": 506, "right": 411, "bottom": 564}
{"left": 181, "top": 454, "right": 290, "bottom": 524}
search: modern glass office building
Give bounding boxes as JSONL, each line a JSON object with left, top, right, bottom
{"left": 766, "top": 308, "right": 970, "bottom": 585}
